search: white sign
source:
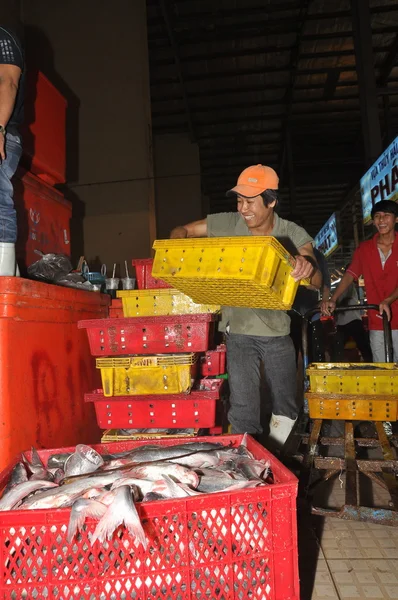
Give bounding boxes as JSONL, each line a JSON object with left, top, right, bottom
{"left": 360, "top": 136, "right": 398, "bottom": 224}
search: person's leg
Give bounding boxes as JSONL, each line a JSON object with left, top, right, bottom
{"left": 392, "top": 330, "right": 398, "bottom": 362}
{"left": 226, "top": 333, "right": 263, "bottom": 434}
{"left": 310, "top": 319, "right": 325, "bottom": 362}
{"left": 333, "top": 326, "right": 346, "bottom": 361}
{"left": 260, "top": 335, "right": 299, "bottom": 449}
{"left": 0, "top": 133, "right": 22, "bottom": 244}
{"left": 369, "top": 330, "right": 385, "bottom": 362}
{"left": 345, "top": 319, "right": 372, "bottom": 362}
{"left": 0, "top": 133, "right": 22, "bottom": 276}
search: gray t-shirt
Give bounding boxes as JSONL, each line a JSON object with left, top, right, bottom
{"left": 335, "top": 285, "right": 362, "bottom": 326}
{"left": 206, "top": 212, "right": 313, "bottom": 337}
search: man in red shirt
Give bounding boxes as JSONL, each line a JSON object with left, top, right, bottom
{"left": 323, "top": 200, "right": 398, "bottom": 361}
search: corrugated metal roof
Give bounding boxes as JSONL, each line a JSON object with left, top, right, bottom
{"left": 147, "top": 0, "right": 398, "bottom": 262}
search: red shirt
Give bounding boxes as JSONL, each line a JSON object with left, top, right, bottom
{"left": 347, "top": 232, "right": 398, "bottom": 331}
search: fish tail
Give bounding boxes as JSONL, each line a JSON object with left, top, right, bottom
{"left": 68, "top": 499, "right": 107, "bottom": 544}
{"left": 124, "top": 501, "right": 147, "bottom": 550}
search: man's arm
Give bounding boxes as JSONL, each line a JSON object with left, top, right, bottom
{"left": 379, "top": 286, "right": 398, "bottom": 322}
{"left": 321, "top": 271, "right": 355, "bottom": 315}
{"left": 291, "top": 242, "right": 322, "bottom": 289}
{"left": 0, "top": 64, "right": 21, "bottom": 161}
{"left": 170, "top": 218, "right": 207, "bottom": 239}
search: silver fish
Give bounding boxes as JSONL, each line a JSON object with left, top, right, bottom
{"left": 90, "top": 486, "right": 147, "bottom": 548}
{"left": 128, "top": 462, "right": 199, "bottom": 487}
{"left": 0, "top": 480, "right": 58, "bottom": 511}
{"left": 67, "top": 498, "right": 108, "bottom": 543}
{"left": 196, "top": 476, "right": 252, "bottom": 494}
{"left": 23, "top": 448, "right": 53, "bottom": 481}
{"left": 167, "top": 452, "right": 221, "bottom": 469}
{"left": 22, "top": 472, "right": 126, "bottom": 510}
{"left": 2, "top": 462, "right": 28, "bottom": 496}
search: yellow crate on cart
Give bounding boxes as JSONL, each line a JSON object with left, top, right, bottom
{"left": 306, "top": 392, "right": 398, "bottom": 421}
{"left": 96, "top": 354, "right": 197, "bottom": 397}
{"left": 307, "top": 362, "right": 398, "bottom": 396}
{"left": 151, "top": 236, "right": 310, "bottom": 311}
{"left": 117, "top": 288, "right": 220, "bottom": 317}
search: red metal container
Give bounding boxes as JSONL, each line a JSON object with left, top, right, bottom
{"left": 14, "top": 168, "right": 71, "bottom": 270}
{"left": 79, "top": 313, "right": 218, "bottom": 355}
{"left": 0, "top": 435, "right": 299, "bottom": 600}
{"left": 85, "top": 379, "right": 224, "bottom": 429}
{"left": 200, "top": 343, "right": 227, "bottom": 376}
{"left": 132, "top": 257, "right": 172, "bottom": 289}
{"left": 0, "top": 278, "right": 109, "bottom": 471}
{"left": 21, "top": 70, "right": 67, "bottom": 185}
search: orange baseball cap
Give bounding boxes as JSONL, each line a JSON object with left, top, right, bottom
{"left": 226, "top": 164, "right": 279, "bottom": 198}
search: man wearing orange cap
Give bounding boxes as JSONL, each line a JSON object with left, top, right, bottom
{"left": 170, "top": 165, "right": 321, "bottom": 449}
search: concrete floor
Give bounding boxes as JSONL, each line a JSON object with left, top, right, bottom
{"left": 299, "top": 476, "right": 398, "bottom": 600}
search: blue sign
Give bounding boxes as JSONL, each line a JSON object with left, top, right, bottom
{"left": 314, "top": 213, "right": 339, "bottom": 258}
{"left": 360, "top": 136, "right": 398, "bottom": 224}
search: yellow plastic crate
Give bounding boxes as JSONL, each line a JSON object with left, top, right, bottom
{"left": 151, "top": 236, "right": 310, "bottom": 310}
{"left": 96, "top": 354, "right": 197, "bottom": 397}
{"left": 306, "top": 392, "right": 398, "bottom": 421}
{"left": 101, "top": 429, "right": 199, "bottom": 442}
{"left": 117, "top": 288, "right": 220, "bottom": 317}
{"left": 307, "top": 363, "right": 398, "bottom": 396}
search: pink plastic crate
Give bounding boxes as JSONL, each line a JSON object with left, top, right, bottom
{"left": 200, "top": 343, "right": 227, "bottom": 376}
{"left": 85, "top": 379, "right": 224, "bottom": 428}
{"left": 132, "top": 258, "right": 171, "bottom": 289}
{"left": 79, "top": 314, "right": 218, "bottom": 355}
{"left": 0, "top": 435, "right": 299, "bottom": 600}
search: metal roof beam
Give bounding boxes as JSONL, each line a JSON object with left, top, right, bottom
{"left": 378, "top": 34, "right": 398, "bottom": 86}
{"left": 147, "top": 3, "right": 398, "bottom": 29}
{"left": 151, "top": 64, "right": 356, "bottom": 85}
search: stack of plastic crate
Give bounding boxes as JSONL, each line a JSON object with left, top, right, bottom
{"left": 79, "top": 258, "right": 226, "bottom": 435}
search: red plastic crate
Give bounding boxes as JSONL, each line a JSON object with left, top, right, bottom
{"left": 200, "top": 343, "right": 227, "bottom": 376}
{"left": 85, "top": 379, "right": 224, "bottom": 428}
{"left": 132, "top": 258, "right": 172, "bottom": 289}
{"left": 0, "top": 435, "right": 299, "bottom": 600}
{"left": 79, "top": 314, "right": 218, "bottom": 355}
{"left": 109, "top": 298, "right": 123, "bottom": 318}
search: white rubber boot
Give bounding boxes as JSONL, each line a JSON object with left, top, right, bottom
{"left": 0, "top": 243, "right": 16, "bottom": 276}
{"left": 268, "top": 413, "right": 297, "bottom": 451}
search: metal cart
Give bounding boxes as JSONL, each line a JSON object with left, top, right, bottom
{"left": 285, "top": 304, "right": 398, "bottom": 526}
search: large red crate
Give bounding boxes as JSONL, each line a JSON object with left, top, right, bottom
{"left": 14, "top": 168, "right": 71, "bottom": 271}
{"left": 21, "top": 70, "right": 67, "bottom": 186}
{"left": 132, "top": 258, "right": 172, "bottom": 289}
{"left": 0, "top": 278, "right": 109, "bottom": 471}
{"left": 79, "top": 314, "right": 218, "bottom": 355}
{"left": 0, "top": 435, "right": 299, "bottom": 600}
{"left": 85, "top": 379, "right": 224, "bottom": 428}
{"left": 200, "top": 343, "right": 227, "bottom": 376}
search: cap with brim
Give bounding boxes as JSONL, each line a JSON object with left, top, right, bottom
{"left": 226, "top": 164, "right": 279, "bottom": 198}
{"left": 226, "top": 184, "right": 266, "bottom": 198}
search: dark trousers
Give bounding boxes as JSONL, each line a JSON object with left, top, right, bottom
{"left": 290, "top": 312, "right": 325, "bottom": 363}
{"left": 333, "top": 319, "right": 372, "bottom": 362}
{"left": 225, "top": 333, "right": 299, "bottom": 434}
